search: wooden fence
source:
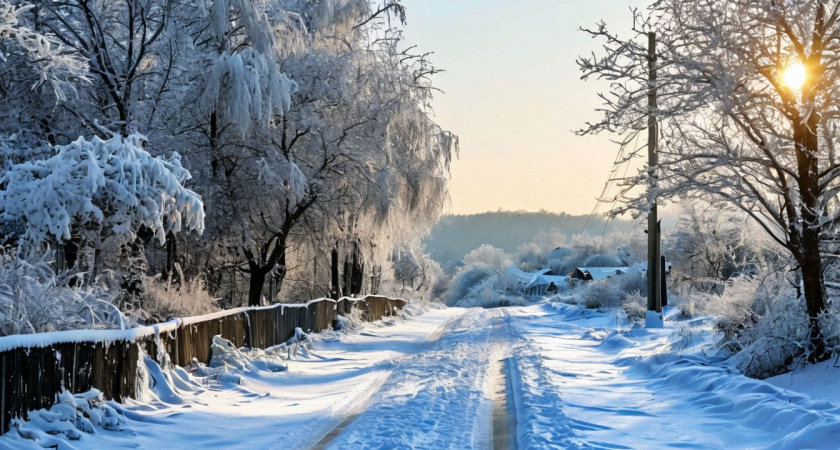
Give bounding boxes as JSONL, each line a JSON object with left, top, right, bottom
{"left": 0, "top": 295, "right": 406, "bottom": 433}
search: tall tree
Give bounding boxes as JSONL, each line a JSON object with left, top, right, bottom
{"left": 170, "top": 0, "right": 453, "bottom": 306}
{"left": 579, "top": 0, "right": 840, "bottom": 360}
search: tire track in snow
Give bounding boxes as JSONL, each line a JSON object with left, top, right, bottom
{"left": 490, "top": 356, "right": 517, "bottom": 450}
{"left": 307, "top": 310, "right": 470, "bottom": 450}
{"left": 317, "top": 308, "right": 513, "bottom": 449}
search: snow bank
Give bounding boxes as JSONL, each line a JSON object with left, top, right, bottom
{"left": 4, "top": 389, "right": 125, "bottom": 449}
{"left": 508, "top": 302, "right": 840, "bottom": 448}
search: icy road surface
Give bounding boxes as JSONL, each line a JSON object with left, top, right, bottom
{"left": 4, "top": 303, "right": 840, "bottom": 449}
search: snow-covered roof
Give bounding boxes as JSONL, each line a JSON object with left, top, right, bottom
{"left": 505, "top": 267, "right": 536, "bottom": 284}
{"left": 574, "top": 267, "right": 643, "bottom": 281}
{"left": 505, "top": 267, "right": 570, "bottom": 288}
{"left": 529, "top": 274, "right": 570, "bottom": 287}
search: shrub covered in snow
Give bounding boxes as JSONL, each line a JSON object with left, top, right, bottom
{"left": 556, "top": 273, "right": 648, "bottom": 319}
{"left": 463, "top": 244, "right": 511, "bottom": 273}
{"left": 682, "top": 275, "right": 810, "bottom": 379}
{"left": 0, "top": 251, "right": 127, "bottom": 335}
{"left": 9, "top": 389, "right": 124, "bottom": 447}
{"left": 819, "top": 300, "right": 840, "bottom": 357}
{"left": 444, "top": 265, "right": 531, "bottom": 308}
{"left": 129, "top": 265, "right": 219, "bottom": 323}
{"left": 444, "top": 266, "right": 495, "bottom": 307}
{"left": 0, "top": 134, "right": 204, "bottom": 252}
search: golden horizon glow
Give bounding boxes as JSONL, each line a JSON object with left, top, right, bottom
{"left": 782, "top": 62, "right": 807, "bottom": 90}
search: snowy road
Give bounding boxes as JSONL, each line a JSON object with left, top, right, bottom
{"left": 316, "top": 308, "right": 512, "bottom": 449}
{"left": 4, "top": 303, "right": 840, "bottom": 449}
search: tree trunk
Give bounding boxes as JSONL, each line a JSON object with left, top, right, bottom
{"left": 88, "top": 247, "right": 101, "bottom": 285}
{"left": 794, "top": 119, "right": 829, "bottom": 362}
{"left": 353, "top": 260, "right": 364, "bottom": 296}
{"left": 63, "top": 237, "right": 81, "bottom": 271}
{"left": 343, "top": 255, "right": 352, "bottom": 298}
{"left": 164, "top": 232, "right": 177, "bottom": 280}
{"left": 370, "top": 264, "right": 381, "bottom": 295}
{"left": 798, "top": 229, "right": 828, "bottom": 362}
{"left": 350, "top": 241, "right": 363, "bottom": 296}
{"left": 274, "top": 251, "right": 287, "bottom": 299}
{"left": 248, "top": 268, "right": 267, "bottom": 307}
{"left": 330, "top": 248, "right": 340, "bottom": 300}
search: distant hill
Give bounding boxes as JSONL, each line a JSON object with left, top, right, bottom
{"left": 424, "top": 211, "right": 636, "bottom": 264}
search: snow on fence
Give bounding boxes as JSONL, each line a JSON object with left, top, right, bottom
{"left": 0, "top": 295, "right": 406, "bottom": 433}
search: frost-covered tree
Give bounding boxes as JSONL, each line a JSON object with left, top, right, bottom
{"left": 580, "top": 0, "right": 840, "bottom": 359}
{"left": 0, "top": 2, "right": 87, "bottom": 102}
{"left": 0, "top": 0, "right": 454, "bottom": 309}
{"left": 178, "top": 0, "right": 454, "bottom": 306}
{"left": 0, "top": 1, "right": 88, "bottom": 157}
{"left": 463, "top": 244, "right": 511, "bottom": 274}
{"left": 667, "top": 204, "right": 783, "bottom": 287}
{"left": 0, "top": 134, "right": 204, "bottom": 280}
{"left": 29, "top": 0, "right": 175, "bottom": 137}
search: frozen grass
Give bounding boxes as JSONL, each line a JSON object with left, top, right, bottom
{"left": 130, "top": 264, "right": 220, "bottom": 323}
{"left": 0, "top": 251, "right": 127, "bottom": 335}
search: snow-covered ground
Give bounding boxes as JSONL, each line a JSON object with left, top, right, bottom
{"left": 4, "top": 303, "right": 840, "bottom": 449}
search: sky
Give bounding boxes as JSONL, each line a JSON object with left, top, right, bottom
{"left": 401, "top": 0, "right": 647, "bottom": 216}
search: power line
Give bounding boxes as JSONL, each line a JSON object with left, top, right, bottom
{"left": 577, "top": 129, "right": 641, "bottom": 246}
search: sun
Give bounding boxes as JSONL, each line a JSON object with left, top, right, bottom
{"left": 782, "top": 62, "right": 807, "bottom": 90}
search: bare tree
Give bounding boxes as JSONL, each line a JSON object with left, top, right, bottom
{"left": 32, "top": 0, "right": 174, "bottom": 137}
{"left": 579, "top": 0, "right": 840, "bottom": 360}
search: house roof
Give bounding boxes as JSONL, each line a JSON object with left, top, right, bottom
{"left": 573, "top": 266, "right": 645, "bottom": 281}
{"left": 505, "top": 267, "right": 570, "bottom": 288}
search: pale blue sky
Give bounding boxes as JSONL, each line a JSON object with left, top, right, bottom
{"left": 401, "top": 1, "right": 646, "bottom": 215}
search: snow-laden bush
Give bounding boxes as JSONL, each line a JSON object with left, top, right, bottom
{"left": 516, "top": 242, "right": 547, "bottom": 272}
{"left": 463, "top": 244, "right": 510, "bottom": 273}
{"left": 0, "top": 252, "right": 127, "bottom": 335}
{"left": 454, "top": 281, "right": 528, "bottom": 308}
{"left": 444, "top": 264, "right": 529, "bottom": 308}
{"left": 0, "top": 134, "right": 204, "bottom": 253}
{"left": 445, "top": 266, "right": 495, "bottom": 306}
{"left": 576, "top": 279, "right": 625, "bottom": 310}
{"left": 689, "top": 275, "right": 810, "bottom": 379}
{"left": 731, "top": 297, "right": 809, "bottom": 379}
{"left": 558, "top": 273, "right": 647, "bottom": 316}
{"left": 9, "top": 389, "right": 124, "bottom": 446}
{"left": 622, "top": 290, "right": 647, "bottom": 322}
{"left": 819, "top": 300, "right": 840, "bottom": 356}
{"left": 131, "top": 265, "right": 219, "bottom": 323}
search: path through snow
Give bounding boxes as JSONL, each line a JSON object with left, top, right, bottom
{"left": 319, "top": 308, "right": 511, "bottom": 448}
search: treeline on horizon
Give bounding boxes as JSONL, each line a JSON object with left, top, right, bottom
{"left": 424, "top": 211, "right": 637, "bottom": 264}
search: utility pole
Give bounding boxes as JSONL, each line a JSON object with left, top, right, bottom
{"left": 646, "top": 32, "right": 662, "bottom": 316}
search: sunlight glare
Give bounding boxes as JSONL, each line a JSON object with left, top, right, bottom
{"left": 783, "top": 62, "right": 806, "bottom": 90}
